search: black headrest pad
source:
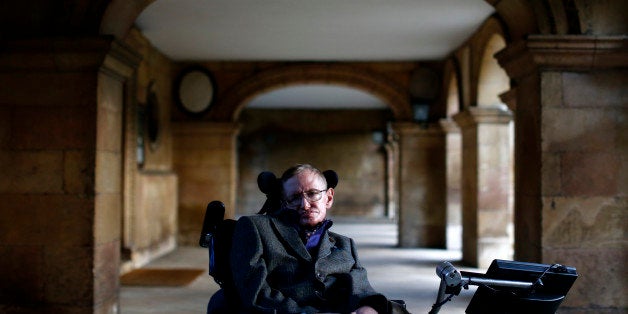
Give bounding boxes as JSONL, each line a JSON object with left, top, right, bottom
{"left": 323, "top": 170, "right": 338, "bottom": 189}
{"left": 257, "top": 171, "right": 280, "bottom": 195}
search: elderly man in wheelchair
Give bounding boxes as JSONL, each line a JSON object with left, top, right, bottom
{"left": 200, "top": 164, "right": 409, "bottom": 314}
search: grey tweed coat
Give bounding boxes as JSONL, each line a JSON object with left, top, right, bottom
{"left": 230, "top": 213, "right": 388, "bottom": 314}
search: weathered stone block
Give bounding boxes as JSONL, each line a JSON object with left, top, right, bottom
{"left": 543, "top": 248, "right": 627, "bottom": 310}
{"left": 0, "top": 194, "right": 92, "bottom": 246}
{"left": 0, "top": 245, "right": 45, "bottom": 304}
{"left": 562, "top": 152, "right": 619, "bottom": 196}
{"left": 542, "top": 196, "right": 626, "bottom": 249}
{"left": 540, "top": 72, "right": 563, "bottom": 108}
{"left": 96, "top": 106, "right": 122, "bottom": 152}
{"left": 541, "top": 153, "right": 562, "bottom": 195}
{"left": 44, "top": 245, "right": 93, "bottom": 305}
{"left": 64, "top": 150, "right": 95, "bottom": 196}
{"left": 563, "top": 71, "right": 627, "bottom": 108}
{"left": 38, "top": 195, "right": 94, "bottom": 246}
{"left": 0, "top": 151, "right": 63, "bottom": 193}
{"left": 94, "top": 240, "right": 119, "bottom": 306}
{"left": 95, "top": 193, "right": 121, "bottom": 244}
{"left": 10, "top": 106, "right": 96, "bottom": 150}
{"left": 172, "top": 148, "right": 232, "bottom": 167}
{"left": 0, "top": 72, "right": 96, "bottom": 107}
{"left": 133, "top": 172, "right": 177, "bottom": 248}
{"left": 0, "top": 108, "right": 9, "bottom": 148}
{"left": 542, "top": 108, "right": 616, "bottom": 153}
{"left": 95, "top": 151, "right": 121, "bottom": 194}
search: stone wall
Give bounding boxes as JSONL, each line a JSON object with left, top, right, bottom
{"left": 539, "top": 69, "right": 627, "bottom": 311}
{"left": 0, "top": 38, "right": 139, "bottom": 313}
{"left": 173, "top": 122, "right": 239, "bottom": 245}
{"left": 237, "top": 109, "right": 391, "bottom": 217}
{"left": 496, "top": 35, "right": 627, "bottom": 313}
{"left": 121, "top": 28, "right": 179, "bottom": 269}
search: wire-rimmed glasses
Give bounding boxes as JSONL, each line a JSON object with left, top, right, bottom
{"left": 282, "top": 189, "right": 327, "bottom": 209}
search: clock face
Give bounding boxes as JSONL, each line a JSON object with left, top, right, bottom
{"left": 175, "top": 67, "right": 215, "bottom": 115}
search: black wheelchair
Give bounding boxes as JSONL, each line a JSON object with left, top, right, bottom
{"left": 199, "top": 171, "right": 578, "bottom": 314}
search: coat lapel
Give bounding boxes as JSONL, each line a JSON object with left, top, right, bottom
{"left": 317, "top": 230, "right": 335, "bottom": 260}
{"left": 270, "top": 215, "right": 312, "bottom": 262}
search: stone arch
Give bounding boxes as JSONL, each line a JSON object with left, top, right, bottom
{"left": 487, "top": 0, "right": 626, "bottom": 39}
{"left": 477, "top": 33, "right": 509, "bottom": 107}
{"left": 100, "top": 0, "right": 155, "bottom": 38}
{"left": 214, "top": 64, "right": 412, "bottom": 122}
{"left": 469, "top": 16, "right": 510, "bottom": 108}
{"left": 442, "top": 59, "right": 462, "bottom": 117}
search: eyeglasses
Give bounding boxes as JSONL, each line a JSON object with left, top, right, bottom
{"left": 282, "top": 189, "right": 327, "bottom": 209}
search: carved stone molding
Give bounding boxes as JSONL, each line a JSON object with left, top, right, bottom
{"left": 496, "top": 35, "right": 628, "bottom": 79}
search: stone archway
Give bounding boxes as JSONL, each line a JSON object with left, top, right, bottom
{"left": 212, "top": 63, "right": 412, "bottom": 121}
{"left": 224, "top": 64, "right": 410, "bottom": 219}
{"left": 477, "top": 34, "right": 509, "bottom": 108}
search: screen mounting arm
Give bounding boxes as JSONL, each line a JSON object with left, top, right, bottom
{"left": 429, "top": 262, "right": 535, "bottom": 314}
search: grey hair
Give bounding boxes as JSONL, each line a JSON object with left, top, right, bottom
{"left": 280, "top": 164, "right": 327, "bottom": 188}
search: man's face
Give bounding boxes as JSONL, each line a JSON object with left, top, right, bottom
{"left": 282, "top": 170, "right": 334, "bottom": 227}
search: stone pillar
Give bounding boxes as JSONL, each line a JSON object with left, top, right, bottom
{"left": 454, "top": 106, "right": 513, "bottom": 268}
{"left": 95, "top": 45, "right": 141, "bottom": 312}
{"left": 496, "top": 35, "right": 627, "bottom": 312}
{"left": 391, "top": 122, "right": 446, "bottom": 248}
{"left": 384, "top": 125, "right": 399, "bottom": 220}
{"left": 0, "top": 38, "right": 139, "bottom": 313}
{"left": 172, "top": 122, "right": 240, "bottom": 245}
{"left": 440, "top": 119, "right": 462, "bottom": 250}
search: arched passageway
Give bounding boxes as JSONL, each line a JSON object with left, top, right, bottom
{"left": 216, "top": 64, "right": 410, "bottom": 221}
{"left": 0, "top": 1, "right": 625, "bottom": 313}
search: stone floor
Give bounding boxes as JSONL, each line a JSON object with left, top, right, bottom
{"left": 120, "top": 221, "right": 481, "bottom": 314}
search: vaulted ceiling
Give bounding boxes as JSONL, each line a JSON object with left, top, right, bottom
{"left": 135, "top": 0, "right": 495, "bottom": 108}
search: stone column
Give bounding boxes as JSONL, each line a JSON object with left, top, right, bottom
{"left": 172, "top": 122, "right": 240, "bottom": 245}
{"left": 496, "top": 35, "right": 627, "bottom": 311}
{"left": 391, "top": 122, "right": 446, "bottom": 248}
{"left": 440, "top": 118, "right": 462, "bottom": 250}
{"left": 454, "top": 106, "right": 513, "bottom": 268}
{"left": 0, "top": 38, "right": 140, "bottom": 313}
{"left": 384, "top": 125, "right": 399, "bottom": 220}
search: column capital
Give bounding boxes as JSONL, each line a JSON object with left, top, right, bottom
{"left": 496, "top": 35, "right": 628, "bottom": 79}
{"left": 453, "top": 106, "right": 513, "bottom": 128}
{"left": 439, "top": 118, "right": 460, "bottom": 133}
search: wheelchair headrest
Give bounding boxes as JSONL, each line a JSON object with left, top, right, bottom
{"left": 322, "top": 170, "right": 338, "bottom": 189}
{"left": 257, "top": 171, "right": 281, "bottom": 195}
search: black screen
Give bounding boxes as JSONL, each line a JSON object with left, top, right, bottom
{"left": 465, "top": 259, "right": 578, "bottom": 314}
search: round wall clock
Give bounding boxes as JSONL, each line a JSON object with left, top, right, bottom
{"left": 175, "top": 66, "right": 216, "bottom": 115}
